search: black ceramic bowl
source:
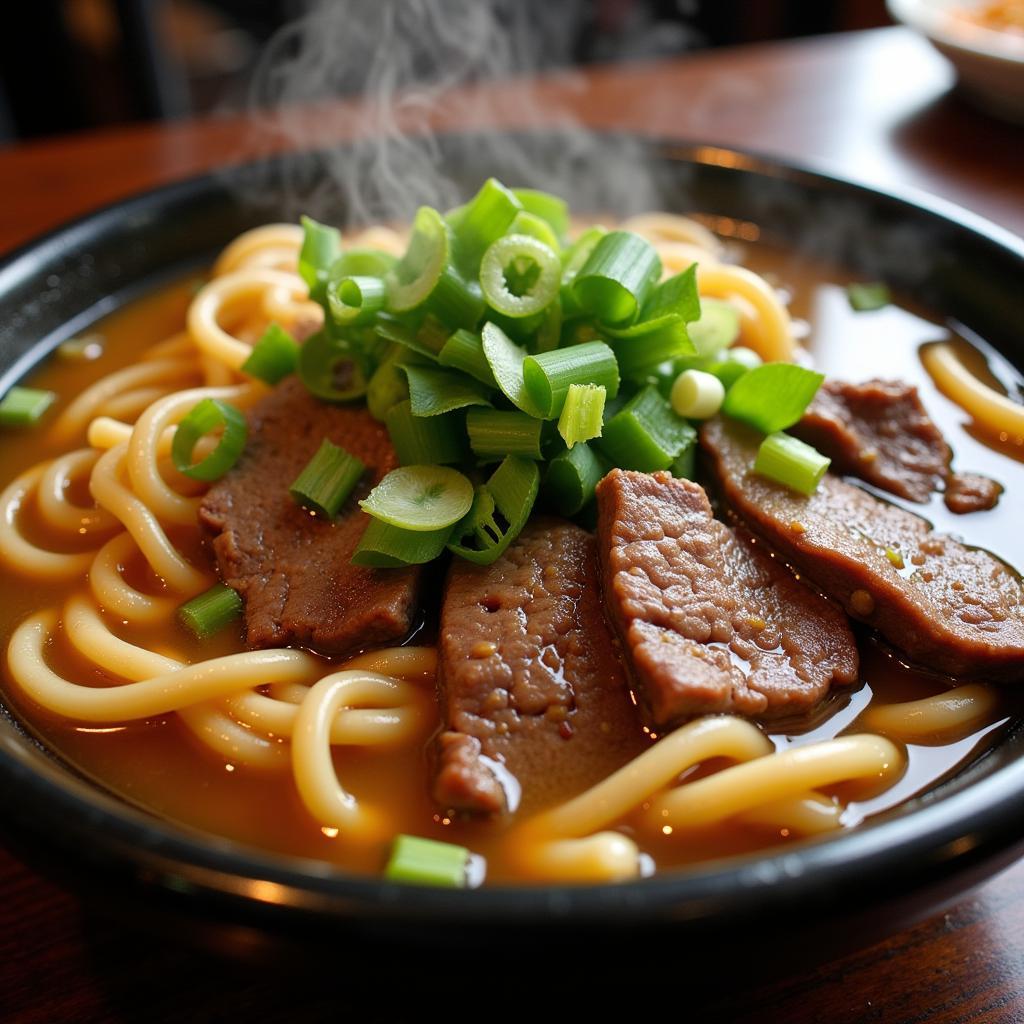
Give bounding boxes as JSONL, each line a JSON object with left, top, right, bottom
{"left": 1, "top": 135, "right": 1023, "bottom": 956}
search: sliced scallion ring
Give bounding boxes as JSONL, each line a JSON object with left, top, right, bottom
{"left": 327, "top": 275, "right": 386, "bottom": 326}
{"left": 386, "top": 207, "right": 450, "bottom": 313}
{"left": 171, "top": 398, "right": 247, "bottom": 481}
{"left": 360, "top": 465, "right": 474, "bottom": 532}
{"left": 479, "top": 234, "right": 561, "bottom": 318}
{"left": 297, "top": 329, "right": 368, "bottom": 402}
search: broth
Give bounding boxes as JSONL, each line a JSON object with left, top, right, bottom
{"left": 1, "top": 239, "right": 1021, "bottom": 884}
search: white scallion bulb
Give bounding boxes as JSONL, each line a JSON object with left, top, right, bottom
{"left": 670, "top": 369, "right": 725, "bottom": 420}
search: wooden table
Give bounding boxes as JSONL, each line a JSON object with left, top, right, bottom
{"left": 2, "top": 26, "right": 1023, "bottom": 1023}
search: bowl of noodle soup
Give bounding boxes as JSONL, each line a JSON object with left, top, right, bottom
{"left": 1, "top": 135, "right": 1024, "bottom": 943}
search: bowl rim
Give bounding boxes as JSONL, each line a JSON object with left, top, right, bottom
{"left": 888, "top": 0, "right": 1024, "bottom": 62}
{"left": 1, "top": 135, "right": 1024, "bottom": 926}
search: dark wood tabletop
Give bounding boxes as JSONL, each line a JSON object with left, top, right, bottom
{"left": 2, "top": 26, "right": 1024, "bottom": 1023}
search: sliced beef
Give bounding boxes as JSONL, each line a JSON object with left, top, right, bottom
{"left": 793, "top": 378, "right": 1000, "bottom": 514}
{"left": 945, "top": 471, "right": 1002, "bottom": 515}
{"left": 702, "top": 416, "right": 1024, "bottom": 680}
{"left": 434, "top": 518, "right": 647, "bottom": 816}
{"left": 199, "top": 377, "right": 420, "bottom": 657}
{"left": 596, "top": 469, "right": 858, "bottom": 728}
{"left": 793, "top": 379, "right": 949, "bottom": 503}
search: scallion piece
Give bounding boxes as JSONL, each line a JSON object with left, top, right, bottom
{"left": 543, "top": 442, "right": 606, "bottom": 517}
{"left": 447, "top": 456, "right": 540, "bottom": 565}
{"left": 479, "top": 234, "right": 561, "bottom": 319}
{"left": 708, "top": 346, "right": 762, "bottom": 389}
{"left": 687, "top": 298, "right": 740, "bottom": 357}
{"left": 522, "top": 341, "right": 619, "bottom": 419}
{"left": 643, "top": 264, "right": 701, "bottom": 323}
{"left": 327, "top": 275, "right": 386, "bottom": 326}
{"left": 597, "top": 385, "right": 696, "bottom": 472}
{"left": 171, "top": 398, "right": 247, "bottom": 482}
{"left": 847, "top": 281, "right": 891, "bottom": 312}
{"left": 671, "top": 438, "right": 697, "bottom": 481}
{"left": 329, "top": 247, "right": 396, "bottom": 280}
{"left": 289, "top": 440, "right": 365, "bottom": 519}
{"left": 608, "top": 316, "right": 695, "bottom": 380}
{"left": 0, "top": 386, "right": 56, "bottom": 427}
{"left": 298, "top": 215, "right": 342, "bottom": 303}
{"left": 240, "top": 323, "right": 300, "bottom": 384}
{"left": 386, "top": 206, "right": 452, "bottom": 313}
{"left": 385, "top": 400, "right": 466, "bottom": 465}
{"left": 722, "top": 363, "right": 824, "bottom": 434}
{"left": 755, "top": 431, "right": 831, "bottom": 496}
{"left": 481, "top": 321, "right": 545, "bottom": 418}
{"left": 572, "top": 231, "right": 661, "bottom": 326}
{"left": 438, "top": 329, "right": 496, "bottom": 388}
{"left": 297, "top": 329, "right": 368, "bottom": 402}
{"left": 366, "top": 353, "right": 410, "bottom": 422}
{"left": 509, "top": 210, "right": 561, "bottom": 253}
{"left": 467, "top": 409, "right": 547, "bottom": 461}
{"left": 177, "top": 582, "right": 242, "bottom": 640}
{"left": 375, "top": 315, "right": 445, "bottom": 362}
{"left": 513, "top": 188, "right": 570, "bottom": 240}
{"left": 557, "top": 383, "right": 606, "bottom": 448}
{"left": 402, "top": 363, "right": 491, "bottom": 417}
{"left": 352, "top": 518, "right": 453, "bottom": 568}
{"left": 452, "top": 178, "right": 522, "bottom": 272}
{"left": 360, "top": 465, "right": 474, "bottom": 532}
{"left": 384, "top": 834, "right": 469, "bottom": 887}
{"left": 670, "top": 369, "right": 726, "bottom": 420}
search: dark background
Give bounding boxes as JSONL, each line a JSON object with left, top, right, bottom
{"left": 1, "top": 0, "right": 889, "bottom": 143}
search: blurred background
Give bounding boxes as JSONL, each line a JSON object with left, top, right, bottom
{"left": 1, "top": 0, "right": 890, "bottom": 143}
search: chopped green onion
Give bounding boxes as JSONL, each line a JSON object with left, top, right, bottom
{"left": 375, "top": 315, "right": 445, "bottom": 361}
{"left": 385, "top": 400, "right": 466, "bottom": 465}
{"left": 513, "top": 188, "right": 570, "bottom": 240}
{"left": 559, "top": 226, "right": 607, "bottom": 319}
{"left": 58, "top": 335, "right": 104, "bottom": 362}
{"left": 481, "top": 322, "right": 545, "bottom": 418}
{"left": 171, "top": 398, "right": 247, "bottom": 482}
{"left": 722, "top": 363, "right": 824, "bottom": 434}
{"left": 297, "top": 329, "right": 368, "bottom": 402}
{"left": 386, "top": 206, "right": 452, "bottom": 313}
{"left": 299, "top": 215, "right": 342, "bottom": 303}
{"left": 643, "top": 264, "right": 701, "bottom": 323}
{"left": 366, "top": 353, "right": 410, "bottom": 422}
{"left": 447, "top": 456, "right": 540, "bottom": 565}
{"left": 438, "top": 329, "right": 496, "bottom": 388}
{"left": 509, "top": 210, "right": 561, "bottom": 252}
{"left": 0, "top": 386, "right": 56, "bottom": 427}
{"left": 480, "top": 234, "right": 561, "bottom": 319}
{"left": 289, "top": 439, "right": 365, "bottom": 519}
{"left": 352, "top": 518, "right": 453, "bottom": 567}
{"left": 534, "top": 301, "right": 563, "bottom": 354}
{"left": 543, "top": 442, "right": 607, "bottom": 517}
{"left": 452, "top": 178, "right": 522, "bottom": 272}
{"left": 384, "top": 834, "right": 469, "bottom": 887}
{"left": 557, "top": 383, "right": 606, "bottom": 448}
{"left": 687, "top": 298, "right": 741, "bottom": 357}
{"left": 240, "top": 323, "right": 300, "bottom": 384}
{"left": 360, "top": 465, "right": 474, "bottom": 532}
{"left": 671, "top": 438, "right": 697, "bottom": 480}
{"left": 847, "top": 281, "right": 891, "bottom": 312}
{"left": 402, "top": 364, "right": 491, "bottom": 417}
{"left": 607, "top": 316, "right": 695, "bottom": 380}
{"left": 597, "top": 385, "right": 696, "bottom": 472}
{"left": 522, "top": 341, "right": 619, "bottom": 419}
{"left": 177, "top": 582, "right": 242, "bottom": 640}
{"left": 572, "top": 231, "right": 661, "bottom": 326}
{"left": 708, "top": 346, "right": 762, "bottom": 389}
{"left": 467, "top": 409, "right": 547, "bottom": 461}
{"left": 670, "top": 369, "right": 726, "bottom": 420}
{"left": 327, "top": 275, "right": 386, "bottom": 326}
{"left": 329, "top": 248, "right": 397, "bottom": 280}
{"left": 755, "top": 431, "right": 831, "bottom": 496}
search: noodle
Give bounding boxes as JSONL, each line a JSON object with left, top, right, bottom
{"left": 0, "top": 208, "right": 1006, "bottom": 886}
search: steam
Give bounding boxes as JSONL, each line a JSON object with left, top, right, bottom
{"left": 224, "top": 0, "right": 701, "bottom": 225}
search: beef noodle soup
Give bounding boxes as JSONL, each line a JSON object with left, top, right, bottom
{"left": 0, "top": 189, "right": 1021, "bottom": 886}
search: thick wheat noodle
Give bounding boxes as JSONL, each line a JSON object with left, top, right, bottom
{"left": 49, "top": 358, "right": 200, "bottom": 443}
{"left": 90, "top": 443, "right": 210, "bottom": 594}
{"left": 518, "top": 833, "right": 643, "bottom": 883}
{"left": 649, "top": 735, "right": 904, "bottom": 829}
{"left": 619, "top": 212, "right": 725, "bottom": 255}
{"left": 8, "top": 609, "right": 320, "bottom": 720}
{"left": 860, "top": 684, "right": 998, "bottom": 742}
{"left": 88, "top": 531, "right": 178, "bottom": 625}
{"left": 0, "top": 465, "right": 97, "bottom": 579}
{"left": 696, "top": 263, "right": 795, "bottom": 361}
{"left": 291, "top": 671, "right": 429, "bottom": 838}
{"left": 177, "top": 701, "right": 290, "bottom": 770}
{"left": 188, "top": 269, "right": 309, "bottom": 370}
{"left": 212, "top": 223, "right": 304, "bottom": 276}
{"left": 37, "top": 448, "right": 116, "bottom": 534}
{"left": 922, "top": 341, "right": 1024, "bottom": 441}
{"left": 126, "top": 382, "right": 264, "bottom": 527}
{"left": 143, "top": 332, "right": 196, "bottom": 361}
{"left": 656, "top": 240, "right": 721, "bottom": 275}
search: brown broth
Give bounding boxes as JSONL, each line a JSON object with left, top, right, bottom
{"left": 1, "top": 244, "right": 1022, "bottom": 885}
